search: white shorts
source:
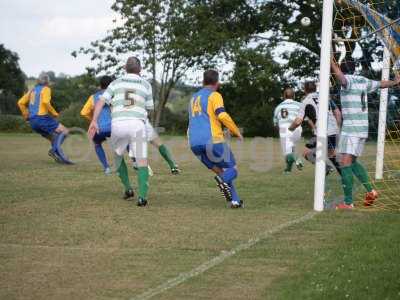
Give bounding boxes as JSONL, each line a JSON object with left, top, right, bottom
{"left": 145, "top": 119, "right": 158, "bottom": 142}
{"left": 337, "top": 135, "right": 366, "bottom": 157}
{"left": 110, "top": 119, "right": 148, "bottom": 159}
{"left": 279, "top": 127, "right": 302, "bottom": 156}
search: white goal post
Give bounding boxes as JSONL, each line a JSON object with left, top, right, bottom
{"left": 314, "top": 0, "right": 334, "bottom": 212}
{"left": 375, "top": 46, "right": 391, "bottom": 180}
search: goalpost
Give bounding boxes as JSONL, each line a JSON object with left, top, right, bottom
{"left": 375, "top": 46, "right": 391, "bottom": 180}
{"left": 314, "top": 0, "right": 400, "bottom": 211}
{"left": 314, "top": 0, "right": 334, "bottom": 212}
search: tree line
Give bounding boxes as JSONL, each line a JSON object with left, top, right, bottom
{"left": 1, "top": 0, "right": 399, "bottom": 137}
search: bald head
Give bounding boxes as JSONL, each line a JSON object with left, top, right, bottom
{"left": 126, "top": 57, "right": 141, "bottom": 74}
{"left": 283, "top": 88, "right": 295, "bottom": 100}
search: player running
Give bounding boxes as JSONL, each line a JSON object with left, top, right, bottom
{"left": 273, "top": 88, "right": 304, "bottom": 173}
{"left": 88, "top": 57, "right": 152, "bottom": 207}
{"left": 289, "top": 81, "right": 342, "bottom": 175}
{"left": 81, "top": 76, "right": 113, "bottom": 175}
{"left": 331, "top": 58, "right": 400, "bottom": 209}
{"left": 17, "top": 72, "right": 71, "bottom": 164}
{"left": 188, "top": 70, "right": 244, "bottom": 208}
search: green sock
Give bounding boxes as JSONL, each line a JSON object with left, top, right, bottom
{"left": 285, "top": 153, "right": 295, "bottom": 172}
{"left": 352, "top": 161, "right": 373, "bottom": 192}
{"left": 159, "top": 144, "right": 176, "bottom": 169}
{"left": 341, "top": 166, "right": 354, "bottom": 204}
{"left": 117, "top": 158, "right": 131, "bottom": 191}
{"left": 138, "top": 167, "right": 149, "bottom": 199}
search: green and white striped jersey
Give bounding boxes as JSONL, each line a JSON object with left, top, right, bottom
{"left": 340, "top": 75, "right": 380, "bottom": 138}
{"left": 273, "top": 99, "right": 305, "bottom": 130}
{"left": 102, "top": 73, "right": 154, "bottom": 121}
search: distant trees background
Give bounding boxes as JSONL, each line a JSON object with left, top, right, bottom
{"left": 1, "top": 1, "right": 398, "bottom": 137}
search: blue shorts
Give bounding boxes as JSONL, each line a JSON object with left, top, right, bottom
{"left": 29, "top": 116, "right": 59, "bottom": 137}
{"left": 191, "top": 143, "right": 236, "bottom": 170}
{"left": 93, "top": 131, "right": 111, "bottom": 144}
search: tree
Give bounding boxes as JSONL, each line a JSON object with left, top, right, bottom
{"left": 221, "top": 46, "right": 286, "bottom": 137}
{"left": 256, "top": 0, "right": 323, "bottom": 80}
{"left": 73, "top": 0, "right": 258, "bottom": 127}
{"left": 0, "top": 44, "right": 26, "bottom": 114}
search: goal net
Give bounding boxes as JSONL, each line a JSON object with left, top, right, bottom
{"left": 324, "top": 0, "right": 400, "bottom": 210}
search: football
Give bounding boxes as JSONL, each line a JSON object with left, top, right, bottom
{"left": 301, "top": 17, "right": 311, "bottom": 27}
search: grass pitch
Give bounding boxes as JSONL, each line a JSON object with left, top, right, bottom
{"left": 0, "top": 134, "right": 399, "bottom": 299}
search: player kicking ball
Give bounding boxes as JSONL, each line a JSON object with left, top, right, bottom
{"left": 273, "top": 88, "right": 304, "bottom": 173}
{"left": 88, "top": 57, "right": 153, "bottom": 207}
{"left": 331, "top": 58, "right": 400, "bottom": 209}
{"left": 289, "top": 81, "right": 342, "bottom": 176}
{"left": 17, "top": 72, "right": 72, "bottom": 164}
{"left": 188, "top": 70, "right": 244, "bottom": 208}
{"left": 81, "top": 76, "right": 113, "bottom": 175}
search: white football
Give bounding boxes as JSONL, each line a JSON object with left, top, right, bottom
{"left": 301, "top": 17, "right": 311, "bottom": 27}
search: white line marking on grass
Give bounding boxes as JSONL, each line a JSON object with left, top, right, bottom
{"left": 131, "top": 211, "right": 317, "bottom": 300}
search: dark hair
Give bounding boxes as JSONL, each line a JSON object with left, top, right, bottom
{"left": 126, "top": 56, "right": 141, "bottom": 74}
{"left": 100, "top": 75, "right": 113, "bottom": 89}
{"left": 340, "top": 60, "right": 356, "bottom": 75}
{"left": 304, "top": 81, "right": 316, "bottom": 94}
{"left": 203, "top": 69, "right": 219, "bottom": 86}
{"left": 283, "top": 88, "right": 295, "bottom": 100}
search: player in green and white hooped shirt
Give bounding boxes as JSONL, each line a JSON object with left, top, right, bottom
{"left": 89, "top": 57, "right": 153, "bottom": 206}
{"left": 331, "top": 58, "right": 400, "bottom": 209}
{"left": 273, "top": 88, "right": 305, "bottom": 173}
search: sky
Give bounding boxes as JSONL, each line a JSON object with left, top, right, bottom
{"left": 0, "top": 0, "right": 116, "bottom": 77}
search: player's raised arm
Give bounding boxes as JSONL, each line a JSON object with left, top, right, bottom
{"left": 331, "top": 58, "right": 348, "bottom": 88}
{"left": 17, "top": 91, "right": 31, "bottom": 120}
{"left": 380, "top": 75, "right": 400, "bottom": 89}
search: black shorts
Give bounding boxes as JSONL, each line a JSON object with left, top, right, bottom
{"left": 305, "top": 135, "right": 337, "bottom": 151}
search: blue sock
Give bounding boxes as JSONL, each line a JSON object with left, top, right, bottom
{"left": 95, "top": 143, "right": 109, "bottom": 170}
{"left": 229, "top": 182, "right": 240, "bottom": 202}
{"left": 55, "top": 133, "right": 72, "bottom": 164}
{"left": 221, "top": 167, "right": 238, "bottom": 183}
{"left": 51, "top": 133, "right": 59, "bottom": 152}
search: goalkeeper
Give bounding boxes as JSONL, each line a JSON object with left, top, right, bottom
{"left": 289, "top": 81, "right": 342, "bottom": 175}
{"left": 331, "top": 58, "right": 400, "bottom": 209}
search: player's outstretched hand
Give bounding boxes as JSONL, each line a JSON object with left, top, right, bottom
{"left": 395, "top": 74, "right": 400, "bottom": 86}
{"left": 88, "top": 122, "right": 99, "bottom": 139}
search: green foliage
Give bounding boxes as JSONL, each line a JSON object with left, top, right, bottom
{"left": 221, "top": 47, "right": 286, "bottom": 137}
{"left": 51, "top": 74, "right": 98, "bottom": 112}
{"left": 59, "top": 102, "right": 89, "bottom": 129}
{"left": 0, "top": 44, "right": 26, "bottom": 115}
{"left": 0, "top": 115, "right": 32, "bottom": 133}
{"left": 258, "top": 0, "right": 322, "bottom": 79}
{"left": 74, "top": 0, "right": 258, "bottom": 126}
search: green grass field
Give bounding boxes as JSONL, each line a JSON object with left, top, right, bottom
{"left": 1, "top": 134, "right": 399, "bottom": 300}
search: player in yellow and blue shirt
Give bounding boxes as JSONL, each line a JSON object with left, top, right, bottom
{"left": 17, "top": 72, "right": 72, "bottom": 164}
{"left": 81, "top": 76, "right": 113, "bottom": 174}
{"left": 188, "top": 70, "right": 244, "bottom": 208}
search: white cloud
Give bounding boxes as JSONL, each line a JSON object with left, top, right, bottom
{"left": 0, "top": 0, "right": 116, "bottom": 76}
{"left": 39, "top": 16, "right": 115, "bottom": 40}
